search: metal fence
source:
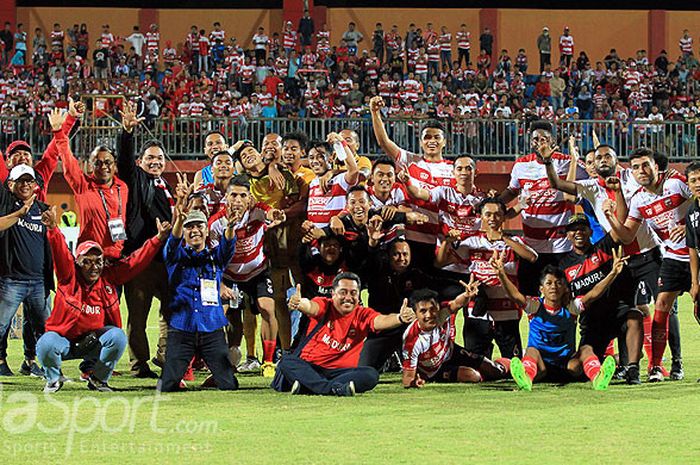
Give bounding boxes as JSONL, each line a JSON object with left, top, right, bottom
{"left": 2, "top": 116, "right": 698, "bottom": 160}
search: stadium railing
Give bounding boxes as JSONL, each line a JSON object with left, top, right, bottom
{"left": 1, "top": 116, "right": 697, "bottom": 160}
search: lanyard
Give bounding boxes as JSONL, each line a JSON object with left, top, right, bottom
{"left": 97, "top": 185, "right": 122, "bottom": 221}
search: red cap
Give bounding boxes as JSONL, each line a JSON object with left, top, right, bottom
{"left": 6, "top": 140, "right": 32, "bottom": 156}
{"left": 75, "top": 241, "right": 104, "bottom": 259}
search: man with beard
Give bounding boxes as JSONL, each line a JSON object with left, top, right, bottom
{"left": 116, "top": 102, "right": 173, "bottom": 377}
{"left": 545, "top": 145, "right": 679, "bottom": 381}
{"left": 498, "top": 120, "right": 586, "bottom": 296}
{"left": 279, "top": 272, "right": 416, "bottom": 396}
{"left": 370, "top": 95, "right": 454, "bottom": 269}
{"left": 605, "top": 149, "right": 692, "bottom": 382}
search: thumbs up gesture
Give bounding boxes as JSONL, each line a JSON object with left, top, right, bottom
{"left": 399, "top": 298, "right": 416, "bottom": 324}
{"left": 289, "top": 284, "right": 302, "bottom": 311}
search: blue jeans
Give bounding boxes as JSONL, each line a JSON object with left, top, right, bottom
{"left": 276, "top": 354, "right": 379, "bottom": 395}
{"left": 36, "top": 326, "right": 127, "bottom": 384}
{"left": 0, "top": 277, "right": 49, "bottom": 360}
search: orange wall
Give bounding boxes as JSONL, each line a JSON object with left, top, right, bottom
{"left": 17, "top": 7, "right": 139, "bottom": 56}
{"left": 327, "top": 8, "right": 481, "bottom": 51}
{"left": 666, "top": 11, "right": 700, "bottom": 61}
{"left": 499, "top": 9, "right": 649, "bottom": 65}
{"left": 158, "top": 9, "right": 282, "bottom": 51}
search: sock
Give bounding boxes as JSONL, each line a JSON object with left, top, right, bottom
{"left": 651, "top": 311, "right": 670, "bottom": 367}
{"left": 583, "top": 355, "right": 602, "bottom": 381}
{"left": 604, "top": 340, "right": 615, "bottom": 357}
{"left": 262, "top": 339, "right": 276, "bottom": 363}
{"left": 643, "top": 315, "right": 653, "bottom": 367}
{"left": 521, "top": 356, "right": 538, "bottom": 382}
{"left": 495, "top": 357, "right": 511, "bottom": 374}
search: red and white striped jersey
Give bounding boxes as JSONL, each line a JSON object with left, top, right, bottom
{"left": 100, "top": 32, "right": 114, "bottom": 49}
{"left": 209, "top": 204, "right": 270, "bottom": 282}
{"left": 378, "top": 80, "right": 395, "bottom": 99}
{"left": 627, "top": 177, "right": 692, "bottom": 262}
{"left": 307, "top": 172, "right": 355, "bottom": 228}
{"left": 316, "top": 31, "right": 330, "bottom": 54}
{"left": 456, "top": 31, "right": 471, "bottom": 50}
{"left": 680, "top": 36, "right": 693, "bottom": 54}
{"left": 415, "top": 55, "right": 428, "bottom": 74}
{"left": 189, "top": 101, "right": 206, "bottom": 116}
{"left": 577, "top": 175, "right": 658, "bottom": 254}
{"left": 211, "top": 101, "right": 227, "bottom": 116}
{"left": 439, "top": 33, "right": 452, "bottom": 52}
{"left": 301, "top": 52, "right": 318, "bottom": 67}
{"left": 337, "top": 78, "right": 353, "bottom": 95}
{"left": 508, "top": 153, "right": 586, "bottom": 253}
{"left": 303, "top": 87, "right": 320, "bottom": 101}
{"left": 177, "top": 102, "right": 191, "bottom": 116}
{"left": 624, "top": 70, "right": 641, "bottom": 90}
{"left": 50, "top": 30, "right": 64, "bottom": 48}
{"left": 451, "top": 233, "right": 532, "bottom": 321}
{"left": 365, "top": 57, "right": 380, "bottom": 80}
{"left": 239, "top": 64, "right": 255, "bottom": 83}
{"left": 396, "top": 149, "right": 454, "bottom": 244}
{"left": 368, "top": 183, "right": 409, "bottom": 209}
{"left": 427, "top": 43, "right": 440, "bottom": 62}
{"left": 275, "top": 56, "right": 289, "bottom": 76}
{"left": 402, "top": 311, "right": 455, "bottom": 378}
{"left": 210, "top": 29, "right": 225, "bottom": 42}
{"left": 283, "top": 30, "right": 297, "bottom": 49}
{"left": 429, "top": 185, "right": 483, "bottom": 241}
{"left": 145, "top": 31, "right": 160, "bottom": 51}
{"left": 255, "top": 92, "right": 272, "bottom": 107}
{"left": 384, "top": 32, "right": 401, "bottom": 49}
{"left": 559, "top": 35, "right": 574, "bottom": 55}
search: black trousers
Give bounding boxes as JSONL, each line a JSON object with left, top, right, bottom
{"left": 358, "top": 326, "right": 404, "bottom": 370}
{"left": 160, "top": 328, "right": 238, "bottom": 392}
{"left": 539, "top": 52, "right": 551, "bottom": 72}
{"left": 458, "top": 48, "right": 470, "bottom": 67}
{"left": 276, "top": 354, "right": 379, "bottom": 395}
{"left": 463, "top": 317, "right": 522, "bottom": 359}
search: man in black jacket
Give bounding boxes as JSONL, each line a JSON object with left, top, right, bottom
{"left": 0, "top": 165, "right": 54, "bottom": 377}
{"left": 297, "top": 10, "right": 314, "bottom": 48}
{"left": 117, "top": 102, "right": 173, "bottom": 378}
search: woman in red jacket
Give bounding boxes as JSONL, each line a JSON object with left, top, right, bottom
{"left": 36, "top": 207, "right": 171, "bottom": 393}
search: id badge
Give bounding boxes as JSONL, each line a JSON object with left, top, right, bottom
{"left": 200, "top": 279, "right": 219, "bottom": 306}
{"left": 107, "top": 218, "right": 128, "bottom": 242}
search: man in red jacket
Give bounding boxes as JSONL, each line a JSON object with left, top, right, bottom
{"left": 35, "top": 207, "right": 170, "bottom": 393}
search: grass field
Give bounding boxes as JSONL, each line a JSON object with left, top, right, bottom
{"left": 1, "top": 295, "right": 700, "bottom": 464}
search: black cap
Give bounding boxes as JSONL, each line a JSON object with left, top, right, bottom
{"left": 565, "top": 213, "right": 590, "bottom": 231}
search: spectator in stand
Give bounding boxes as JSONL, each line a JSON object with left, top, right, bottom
{"left": 298, "top": 9, "right": 314, "bottom": 48}
{"left": 479, "top": 27, "right": 493, "bottom": 57}
{"left": 127, "top": 25, "right": 145, "bottom": 70}
{"left": 252, "top": 26, "right": 270, "bottom": 62}
{"left": 372, "top": 23, "right": 384, "bottom": 64}
{"left": 93, "top": 39, "right": 110, "bottom": 79}
{"left": 456, "top": 24, "right": 471, "bottom": 68}
{"left": 680, "top": 29, "right": 693, "bottom": 57}
{"left": 559, "top": 26, "right": 574, "bottom": 69}
{"left": 439, "top": 26, "right": 452, "bottom": 70}
{"left": 76, "top": 23, "right": 89, "bottom": 59}
{"left": 342, "top": 22, "right": 363, "bottom": 56}
{"left": 537, "top": 26, "right": 551, "bottom": 73}
{"left": 0, "top": 22, "right": 13, "bottom": 66}
{"left": 550, "top": 69, "right": 566, "bottom": 110}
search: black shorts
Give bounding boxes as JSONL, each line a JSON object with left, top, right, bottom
{"left": 427, "top": 345, "right": 484, "bottom": 382}
{"left": 517, "top": 252, "right": 567, "bottom": 297}
{"left": 579, "top": 302, "right": 641, "bottom": 358}
{"left": 224, "top": 270, "right": 274, "bottom": 314}
{"left": 628, "top": 248, "right": 662, "bottom": 306}
{"left": 541, "top": 362, "right": 585, "bottom": 383}
{"left": 462, "top": 317, "right": 522, "bottom": 359}
{"left": 658, "top": 258, "right": 691, "bottom": 294}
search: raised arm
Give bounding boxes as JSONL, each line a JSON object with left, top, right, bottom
{"left": 397, "top": 168, "right": 430, "bottom": 201}
{"left": 435, "top": 229, "right": 461, "bottom": 267}
{"left": 491, "top": 249, "right": 527, "bottom": 307}
{"left": 104, "top": 218, "right": 171, "bottom": 285}
{"left": 116, "top": 101, "right": 145, "bottom": 186}
{"left": 288, "top": 284, "right": 321, "bottom": 317}
{"left": 503, "top": 235, "right": 538, "bottom": 263}
{"left": 578, "top": 246, "right": 627, "bottom": 308}
{"left": 369, "top": 96, "right": 401, "bottom": 160}
{"left": 603, "top": 200, "right": 639, "bottom": 245}
{"left": 43, "top": 207, "right": 76, "bottom": 285}
{"left": 562, "top": 137, "right": 580, "bottom": 202}
{"left": 52, "top": 108, "right": 88, "bottom": 194}
{"left": 35, "top": 99, "right": 82, "bottom": 188}
{"left": 543, "top": 149, "right": 578, "bottom": 196}
{"left": 373, "top": 298, "right": 416, "bottom": 331}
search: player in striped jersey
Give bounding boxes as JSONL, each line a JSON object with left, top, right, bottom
{"left": 402, "top": 285, "right": 508, "bottom": 388}
{"left": 499, "top": 120, "right": 586, "bottom": 296}
{"left": 497, "top": 260, "right": 622, "bottom": 391}
{"left": 604, "top": 148, "right": 692, "bottom": 382}
{"left": 435, "top": 198, "right": 537, "bottom": 359}
{"left": 209, "top": 175, "right": 287, "bottom": 378}
{"left": 194, "top": 151, "right": 235, "bottom": 217}
{"left": 370, "top": 95, "right": 454, "bottom": 269}
{"left": 307, "top": 136, "right": 359, "bottom": 228}
{"left": 367, "top": 156, "right": 410, "bottom": 210}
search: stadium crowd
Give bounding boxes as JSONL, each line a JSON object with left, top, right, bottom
{"left": 1, "top": 18, "right": 700, "bottom": 134}
{"left": 0, "top": 87, "right": 698, "bottom": 395}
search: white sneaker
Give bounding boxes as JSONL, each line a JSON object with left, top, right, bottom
{"left": 648, "top": 366, "right": 665, "bottom": 383}
{"left": 43, "top": 380, "right": 63, "bottom": 393}
{"left": 237, "top": 357, "right": 262, "bottom": 373}
{"left": 290, "top": 380, "right": 301, "bottom": 395}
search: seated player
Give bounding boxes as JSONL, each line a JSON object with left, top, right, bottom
{"left": 494, "top": 256, "right": 625, "bottom": 391}
{"left": 401, "top": 283, "right": 508, "bottom": 388}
